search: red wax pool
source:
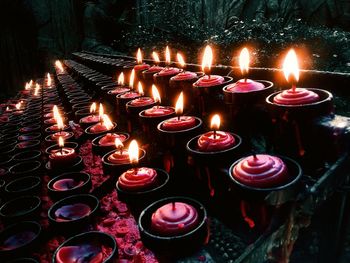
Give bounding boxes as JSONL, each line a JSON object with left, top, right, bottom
{"left": 134, "top": 64, "right": 150, "bottom": 71}
{"left": 80, "top": 115, "right": 99, "bottom": 124}
{"left": 89, "top": 123, "right": 113, "bottom": 134}
{"left": 51, "top": 131, "right": 73, "bottom": 141}
{"left": 118, "top": 167, "right": 157, "bottom": 191}
{"left": 107, "top": 150, "right": 130, "bottom": 164}
{"left": 226, "top": 79, "right": 265, "bottom": 93}
{"left": 273, "top": 88, "right": 320, "bottom": 105}
{"left": 151, "top": 202, "right": 199, "bottom": 236}
{"left": 161, "top": 116, "right": 196, "bottom": 131}
{"left": 118, "top": 92, "right": 140, "bottom": 99}
{"left": 144, "top": 65, "right": 163, "bottom": 74}
{"left": 108, "top": 87, "right": 130, "bottom": 95}
{"left": 129, "top": 97, "right": 154, "bottom": 107}
{"left": 143, "top": 106, "right": 175, "bottom": 117}
{"left": 171, "top": 71, "right": 197, "bottom": 81}
{"left": 49, "top": 147, "right": 77, "bottom": 168}
{"left": 156, "top": 67, "right": 181, "bottom": 77}
{"left": 197, "top": 131, "right": 235, "bottom": 152}
{"left": 56, "top": 244, "right": 107, "bottom": 263}
{"left": 194, "top": 75, "right": 225, "bottom": 87}
{"left": 99, "top": 133, "right": 128, "bottom": 146}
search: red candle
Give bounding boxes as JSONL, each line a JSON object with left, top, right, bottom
{"left": 107, "top": 150, "right": 130, "bottom": 164}
{"left": 129, "top": 97, "right": 154, "bottom": 107}
{"left": 274, "top": 49, "right": 319, "bottom": 105}
{"left": 151, "top": 202, "right": 199, "bottom": 236}
{"left": 118, "top": 167, "right": 158, "bottom": 191}
{"left": 197, "top": 114, "right": 235, "bottom": 151}
{"left": 49, "top": 137, "right": 77, "bottom": 168}
{"left": 99, "top": 133, "right": 128, "bottom": 146}
{"left": 157, "top": 67, "right": 181, "bottom": 77}
{"left": 118, "top": 91, "right": 140, "bottom": 99}
{"left": 80, "top": 102, "right": 100, "bottom": 124}
{"left": 194, "top": 75, "right": 224, "bottom": 87}
{"left": 143, "top": 106, "right": 174, "bottom": 117}
{"left": 89, "top": 114, "right": 114, "bottom": 134}
{"left": 172, "top": 71, "right": 197, "bottom": 81}
{"left": 108, "top": 87, "right": 130, "bottom": 95}
{"left": 52, "top": 178, "right": 84, "bottom": 191}
{"left": 232, "top": 154, "right": 288, "bottom": 188}
{"left": 56, "top": 245, "right": 103, "bottom": 263}
{"left": 54, "top": 203, "right": 91, "bottom": 221}
{"left": 47, "top": 124, "right": 68, "bottom": 132}
{"left": 160, "top": 92, "right": 196, "bottom": 131}
{"left": 50, "top": 131, "right": 73, "bottom": 141}
{"left": 143, "top": 65, "right": 163, "bottom": 74}
{"left": 134, "top": 48, "right": 150, "bottom": 71}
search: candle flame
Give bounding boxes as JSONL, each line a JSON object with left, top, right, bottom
{"left": 239, "top": 47, "right": 250, "bottom": 75}
{"left": 128, "top": 139, "right": 139, "bottom": 165}
{"left": 55, "top": 60, "right": 64, "bottom": 73}
{"left": 34, "top": 84, "right": 40, "bottom": 96}
{"left": 56, "top": 114, "right": 64, "bottom": 130}
{"left": 99, "top": 103, "right": 104, "bottom": 118}
{"left": 47, "top": 73, "right": 52, "bottom": 86}
{"left": 152, "top": 85, "right": 161, "bottom": 104}
{"left": 29, "top": 80, "right": 33, "bottom": 87}
{"left": 58, "top": 136, "right": 64, "bottom": 147}
{"left": 152, "top": 51, "right": 160, "bottom": 63}
{"left": 175, "top": 92, "right": 184, "bottom": 115}
{"left": 102, "top": 114, "right": 113, "bottom": 130}
{"left": 165, "top": 46, "right": 171, "bottom": 65}
{"left": 90, "top": 102, "right": 97, "bottom": 114}
{"left": 129, "top": 69, "right": 135, "bottom": 89}
{"left": 283, "top": 49, "right": 299, "bottom": 83}
{"left": 114, "top": 137, "right": 124, "bottom": 149}
{"left": 5, "top": 106, "right": 9, "bottom": 112}
{"left": 117, "top": 72, "right": 125, "bottom": 85}
{"left": 177, "top": 53, "right": 185, "bottom": 68}
{"left": 138, "top": 82, "right": 144, "bottom": 96}
{"left": 201, "top": 45, "right": 213, "bottom": 73}
{"left": 25, "top": 82, "right": 31, "bottom": 90}
{"left": 15, "top": 102, "right": 21, "bottom": 110}
{"left": 210, "top": 114, "right": 221, "bottom": 130}
{"left": 53, "top": 105, "right": 60, "bottom": 120}
{"left": 137, "top": 48, "right": 143, "bottom": 64}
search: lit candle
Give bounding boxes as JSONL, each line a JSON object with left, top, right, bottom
{"left": 117, "top": 69, "right": 140, "bottom": 99}
{"left": 89, "top": 114, "right": 114, "bottom": 134}
{"left": 80, "top": 102, "right": 100, "bottom": 124}
{"left": 142, "top": 85, "right": 175, "bottom": 117}
{"left": 160, "top": 92, "right": 196, "bottom": 131}
{"left": 108, "top": 72, "right": 130, "bottom": 95}
{"left": 134, "top": 48, "right": 150, "bottom": 71}
{"left": 55, "top": 60, "right": 65, "bottom": 74}
{"left": 197, "top": 114, "right": 236, "bottom": 151}
{"left": 170, "top": 53, "right": 197, "bottom": 80}
{"left": 155, "top": 46, "right": 181, "bottom": 76}
{"left": 128, "top": 82, "right": 155, "bottom": 107}
{"left": 49, "top": 136, "right": 77, "bottom": 169}
{"left": 107, "top": 138, "right": 129, "bottom": 164}
{"left": 273, "top": 49, "right": 319, "bottom": 105}
{"left": 46, "top": 73, "right": 52, "bottom": 88}
{"left": 98, "top": 133, "right": 128, "bottom": 147}
{"left": 117, "top": 140, "right": 158, "bottom": 191}
{"left": 225, "top": 48, "right": 265, "bottom": 92}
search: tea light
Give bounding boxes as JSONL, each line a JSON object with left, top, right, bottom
{"left": 134, "top": 48, "right": 150, "bottom": 72}
{"left": 88, "top": 114, "right": 115, "bottom": 134}
{"left": 99, "top": 133, "right": 128, "bottom": 147}
{"left": 142, "top": 85, "right": 175, "bottom": 117}
{"left": 49, "top": 137, "right": 77, "bottom": 169}
{"left": 127, "top": 82, "right": 155, "bottom": 108}
{"left": 54, "top": 203, "right": 91, "bottom": 222}
{"left": 79, "top": 102, "right": 100, "bottom": 125}
{"left": 56, "top": 244, "right": 103, "bottom": 263}
{"left": 107, "top": 138, "right": 130, "bottom": 164}
{"left": 107, "top": 73, "right": 130, "bottom": 95}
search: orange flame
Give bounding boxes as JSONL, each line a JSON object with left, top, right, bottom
{"left": 138, "top": 82, "right": 144, "bottom": 96}
{"left": 201, "top": 45, "right": 213, "bottom": 73}
{"left": 152, "top": 51, "right": 160, "bottom": 64}
{"left": 129, "top": 69, "right": 135, "bottom": 89}
{"left": 102, "top": 114, "right": 113, "bottom": 130}
{"left": 283, "top": 49, "right": 299, "bottom": 83}
{"left": 55, "top": 60, "right": 64, "bottom": 73}
{"left": 175, "top": 92, "right": 184, "bottom": 115}
{"left": 210, "top": 114, "right": 221, "bottom": 130}
{"left": 25, "top": 82, "right": 31, "bottom": 90}
{"left": 177, "top": 53, "right": 185, "bottom": 68}
{"left": 15, "top": 102, "right": 21, "bottom": 110}
{"left": 90, "top": 102, "right": 97, "bottom": 114}
{"left": 128, "top": 139, "right": 139, "bottom": 165}
{"left": 114, "top": 138, "right": 124, "bottom": 149}
{"left": 56, "top": 114, "right": 64, "bottom": 130}
{"left": 137, "top": 48, "right": 143, "bottom": 64}
{"left": 53, "top": 105, "right": 60, "bottom": 121}
{"left": 99, "top": 103, "right": 104, "bottom": 118}
{"left": 117, "top": 72, "right": 125, "bottom": 85}
{"left": 47, "top": 73, "right": 52, "bottom": 86}
{"left": 58, "top": 136, "right": 64, "bottom": 147}
{"left": 152, "top": 85, "right": 161, "bottom": 104}
{"left": 34, "top": 84, "right": 40, "bottom": 96}
{"left": 239, "top": 47, "right": 250, "bottom": 75}
{"left": 165, "top": 46, "right": 171, "bottom": 65}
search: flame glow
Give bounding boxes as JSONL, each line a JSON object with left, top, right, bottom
{"left": 56, "top": 114, "right": 64, "bottom": 130}
{"left": 53, "top": 105, "right": 60, "bottom": 120}
{"left": 210, "top": 114, "right": 221, "bottom": 130}
{"left": 25, "top": 82, "right": 31, "bottom": 90}
{"left": 55, "top": 60, "right": 64, "bottom": 73}
{"left": 99, "top": 103, "right": 104, "bottom": 118}
{"left": 201, "top": 45, "right": 213, "bottom": 73}
{"left": 152, "top": 85, "right": 161, "bottom": 104}
{"left": 90, "top": 102, "right": 97, "bottom": 114}
{"left": 58, "top": 136, "right": 64, "bottom": 147}
{"left": 175, "top": 92, "right": 184, "bottom": 115}
{"left": 114, "top": 138, "right": 124, "bottom": 149}
{"left": 138, "top": 82, "right": 144, "bottom": 96}
{"left": 137, "top": 48, "right": 143, "bottom": 64}
{"left": 117, "top": 72, "right": 125, "bottom": 85}
{"left": 283, "top": 49, "right": 299, "bottom": 83}
{"left": 34, "top": 84, "right": 40, "bottom": 96}
{"left": 47, "top": 73, "right": 52, "bottom": 87}
{"left": 152, "top": 51, "right": 160, "bottom": 64}
{"left": 102, "top": 114, "right": 113, "bottom": 130}
{"left": 128, "top": 139, "right": 139, "bottom": 165}
{"left": 177, "top": 53, "right": 185, "bottom": 68}
{"left": 239, "top": 48, "right": 250, "bottom": 75}
{"left": 129, "top": 69, "right": 135, "bottom": 89}
{"left": 165, "top": 46, "right": 171, "bottom": 65}
{"left": 15, "top": 102, "right": 21, "bottom": 110}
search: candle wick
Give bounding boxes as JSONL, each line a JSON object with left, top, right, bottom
{"left": 292, "top": 84, "right": 296, "bottom": 92}
{"left": 172, "top": 202, "right": 176, "bottom": 211}
{"left": 60, "top": 146, "right": 63, "bottom": 155}
{"left": 213, "top": 130, "right": 217, "bottom": 139}
{"left": 177, "top": 115, "right": 180, "bottom": 121}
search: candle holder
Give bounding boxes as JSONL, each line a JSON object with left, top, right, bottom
{"left": 15, "top": 140, "right": 41, "bottom": 152}
{"left": 115, "top": 92, "right": 140, "bottom": 121}
{"left": 44, "top": 124, "right": 70, "bottom": 134}
{"left": 116, "top": 168, "right": 170, "bottom": 216}
{"left": 44, "top": 132, "right": 75, "bottom": 146}
{"left": 12, "top": 150, "right": 42, "bottom": 164}
{"left": 91, "top": 132, "right": 130, "bottom": 156}
{"left": 46, "top": 156, "right": 83, "bottom": 177}
{"left": 0, "top": 221, "right": 41, "bottom": 260}
{"left": 105, "top": 86, "right": 130, "bottom": 106}
{"left": 266, "top": 88, "right": 334, "bottom": 164}
{"left": 4, "top": 176, "right": 41, "bottom": 198}
{"left": 19, "top": 125, "right": 41, "bottom": 134}
{"left": 138, "top": 196, "right": 208, "bottom": 258}
{"left": 45, "top": 142, "right": 79, "bottom": 155}
{"left": 193, "top": 76, "right": 233, "bottom": 120}
{"left": 227, "top": 155, "right": 302, "bottom": 232}
{"left": 9, "top": 161, "right": 42, "bottom": 178}
{"left": 125, "top": 99, "right": 156, "bottom": 134}
{"left": 0, "top": 195, "right": 41, "bottom": 224}
{"left": 141, "top": 66, "right": 163, "bottom": 87}
{"left": 0, "top": 143, "right": 17, "bottom": 160}
{"left": 102, "top": 148, "right": 146, "bottom": 177}
{"left": 18, "top": 132, "right": 41, "bottom": 142}
{"left": 84, "top": 122, "right": 117, "bottom": 140}
{"left": 47, "top": 172, "right": 92, "bottom": 201}
{"left": 48, "top": 194, "right": 99, "bottom": 234}
{"left": 153, "top": 69, "right": 183, "bottom": 103}
{"left": 52, "top": 231, "right": 118, "bottom": 263}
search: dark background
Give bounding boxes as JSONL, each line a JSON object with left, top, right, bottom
{"left": 0, "top": 0, "right": 349, "bottom": 98}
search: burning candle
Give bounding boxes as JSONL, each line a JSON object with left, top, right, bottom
{"left": 142, "top": 85, "right": 175, "bottom": 117}
{"left": 107, "top": 138, "right": 130, "bottom": 164}
{"left": 47, "top": 111, "right": 68, "bottom": 132}
{"left": 197, "top": 114, "right": 236, "bottom": 151}
{"left": 194, "top": 45, "right": 225, "bottom": 87}
{"left": 142, "top": 51, "right": 164, "bottom": 86}
{"left": 155, "top": 46, "right": 181, "bottom": 77}
{"left": 80, "top": 102, "right": 100, "bottom": 124}
{"left": 117, "top": 70, "right": 140, "bottom": 99}
{"left": 273, "top": 49, "right": 319, "bottom": 105}
{"left": 34, "top": 84, "right": 40, "bottom": 97}
{"left": 99, "top": 133, "right": 128, "bottom": 147}
{"left": 225, "top": 48, "right": 265, "bottom": 92}
{"left": 231, "top": 154, "right": 288, "bottom": 188}
{"left": 117, "top": 140, "right": 158, "bottom": 191}
{"left": 172, "top": 53, "right": 198, "bottom": 81}
{"left": 134, "top": 48, "right": 150, "bottom": 72}
{"left": 56, "top": 244, "right": 104, "bottom": 263}
{"left": 49, "top": 136, "right": 77, "bottom": 169}
{"left": 46, "top": 73, "right": 52, "bottom": 88}
{"left": 55, "top": 60, "right": 65, "bottom": 74}
{"left": 108, "top": 73, "right": 130, "bottom": 95}
{"left": 128, "top": 82, "right": 155, "bottom": 107}
{"left": 151, "top": 202, "right": 199, "bottom": 236}
{"left": 89, "top": 114, "right": 114, "bottom": 134}
{"left": 160, "top": 92, "right": 196, "bottom": 131}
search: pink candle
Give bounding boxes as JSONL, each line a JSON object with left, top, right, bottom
{"left": 98, "top": 133, "right": 128, "bottom": 146}
{"left": 225, "top": 79, "right": 265, "bottom": 93}
{"left": 194, "top": 75, "right": 224, "bottom": 87}
{"left": 107, "top": 150, "right": 130, "bottom": 164}
{"left": 197, "top": 131, "right": 235, "bottom": 151}
{"left": 151, "top": 202, "right": 199, "bottom": 236}
{"left": 129, "top": 97, "right": 154, "bottom": 107}
{"left": 118, "top": 167, "right": 158, "bottom": 191}
{"left": 161, "top": 116, "right": 196, "bottom": 131}
{"left": 52, "top": 178, "right": 84, "bottom": 191}
{"left": 143, "top": 106, "right": 175, "bottom": 117}
{"left": 273, "top": 88, "right": 319, "bottom": 105}
{"left": 56, "top": 245, "right": 103, "bottom": 263}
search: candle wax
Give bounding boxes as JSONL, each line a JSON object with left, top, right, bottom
{"left": 129, "top": 97, "right": 154, "bottom": 107}
{"left": 143, "top": 106, "right": 175, "bottom": 117}
{"left": 134, "top": 63, "right": 150, "bottom": 71}
{"left": 0, "top": 231, "right": 36, "bottom": 250}
{"left": 273, "top": 87, "right": 320, "bottom": 105}
{"left": 172, "top": 71, "right": 197, "bottom": 81}
{"left": 118, "top": 167, "right": 157, "bottom": 191}
{"left": 80, "top": 115, "right": 99, "bottom": 124}
{"left": 99, "top": 133, "right": 127, "bottom": 146}
{"left": 56, "top": 245, "right": 103, "bottom": 263}
{"left": 226, "top": 79, "right": 265, "bottom": 93}
{"left": 194, "top": 75, "right": 224, "bottom": 87}
{"left": 197, "top": 131, "right": 235, "bottom": 152}
{"left": 161, "top": 116, "right": 196, "bottom": 131}
{"left": 107, "top": 150, "right": 130, "bottom": 164}
{"left": 157, "top": 67, "right": 181, "bottom": 76}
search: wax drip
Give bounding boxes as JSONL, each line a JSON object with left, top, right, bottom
{"left": 240, "top": 201, "right": 255, "bottom": 229}
{"left": 205, "top": 167, "right": 215, "bottom": 197}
